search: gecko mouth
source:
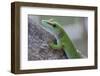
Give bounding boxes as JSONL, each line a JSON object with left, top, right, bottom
{"left": 46, "top": 21, "right": 54, "bottom": 26}
{"left": 42, "top": 20, "right": 54, "bottom": 27}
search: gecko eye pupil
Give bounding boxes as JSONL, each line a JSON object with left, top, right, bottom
{"left": 53, "top": 24, "right": 56, "bottom": 27}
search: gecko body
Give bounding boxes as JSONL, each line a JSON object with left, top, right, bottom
{"left": 41, "top": 19, "right": 82, "bottom": 59}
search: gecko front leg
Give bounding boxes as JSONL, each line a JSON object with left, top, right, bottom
{"left": 49, "top": 40, "right": 62, "bottom": 49}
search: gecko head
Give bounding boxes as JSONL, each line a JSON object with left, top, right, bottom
{"left": 41, "top": 19, "right": 63, "bottom": 35}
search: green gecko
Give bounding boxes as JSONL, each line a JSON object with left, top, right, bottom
{"left": 41, "top": 19, "right": 82, "bottom": 59}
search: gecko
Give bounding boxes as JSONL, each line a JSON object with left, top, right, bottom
{"left": 41, "top": 19, "right": 82, "bottom": 59}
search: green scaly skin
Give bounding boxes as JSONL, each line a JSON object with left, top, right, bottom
{"left": 41, "top": 19, "right": 82, "bottom": 59}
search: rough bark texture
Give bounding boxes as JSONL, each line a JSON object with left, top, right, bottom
{"left": 28, "top": 16, "right": 66, "bottom": 61}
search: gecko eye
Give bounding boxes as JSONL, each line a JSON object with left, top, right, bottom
{"left": 53, "top": 24, "right": 56, "bottom": 27}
